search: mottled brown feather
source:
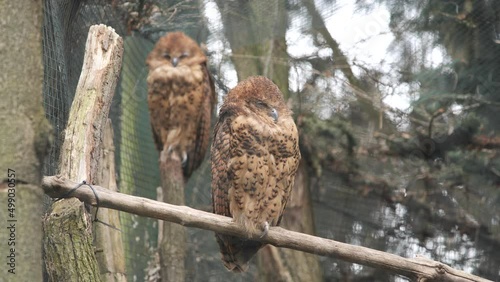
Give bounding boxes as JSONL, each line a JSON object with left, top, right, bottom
{"left": 146, "top": 32, "right": 215, "bottom": 179}
{"left": 211, "top": 76, "right": 300, "bottom": 272}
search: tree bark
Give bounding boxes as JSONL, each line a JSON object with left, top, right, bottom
{"left": 94, "top": 121, "right": 127, "bottom": 282}
{"left": 44, "top": 198, "right": 101, "bottom": 281}
{"left": 158, "top": 153, "right": 186, "bottom": 282}
{"left": 0, "top": 1, "right": 48, "bottom": 280}
{"left": 41, "top": 176, "right": 492, "bottom": 282}
{"left": 43, "top": 24, "right": 123, "bottom": 282}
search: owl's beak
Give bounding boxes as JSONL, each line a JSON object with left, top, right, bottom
{"left": 270, "top": 108, "right": 279, "bottom": 122}
{"left": 172, "top": 57, "right": 179, "bottom": 67}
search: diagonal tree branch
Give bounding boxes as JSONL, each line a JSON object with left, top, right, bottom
{"left": 42, "top": 175, "right": 491, "bottom": 282}
{"left": 301, "top": 0, "right": 398, "bottom": 132}
{"left": 301, "top": 0, "right": 357, "bottom": 86}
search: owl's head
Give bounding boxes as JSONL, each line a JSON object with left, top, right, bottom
{"left": 146, "top": 32, "right": 206, "bottom": 70}
{"left": 225, "top": 76, "right": 291, "bottom": 123}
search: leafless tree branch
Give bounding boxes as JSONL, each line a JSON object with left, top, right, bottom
{"left": 42, "top": 175, "right": 491, "bottom": 282}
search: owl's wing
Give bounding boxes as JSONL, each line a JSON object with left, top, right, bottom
{"left": 211, "top": 108, "right": 273, "bottom": 272}
{"left": 211, "top": 108, "right": 233, "bottom": 217}
{"left": 184, "top": 62, "right": 216, "bottom": 178}
{"left": 204, "top": 62, "right": 217, "bottom": 112}
{"left": 276, "top": 154, "right": 300, "bottom": 226}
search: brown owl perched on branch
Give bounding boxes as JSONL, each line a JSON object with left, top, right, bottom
{"left": 146, "top": 32, "right": 215, "bottom": 179}
{"left": 211, "top": 76, "right": 301, "bottom": 272}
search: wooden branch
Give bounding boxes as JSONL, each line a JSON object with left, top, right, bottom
{"left": 43, "top": 24, "right": 123, "bottom": 282}
{"left": 42, "top": 175, "right": 492, "bottom": 282}
{"left": 472, "top": 135, "right": 500, "bottom": 149}
{"left": 301, "top": 0, "right": 357, "bottom": 86}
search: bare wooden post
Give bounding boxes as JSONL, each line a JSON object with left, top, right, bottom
{"left": 158, "top": 154, "right": 186, "bottom": 282}
{"left": 94, "top": 121, "right": 127, "bottom": 281}
{"left": 43, "top": 24, "right": 123, "bottom": 281}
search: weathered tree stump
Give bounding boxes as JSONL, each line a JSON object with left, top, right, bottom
{"left": 43, "top": 24, "right": 123, "bottom": 282}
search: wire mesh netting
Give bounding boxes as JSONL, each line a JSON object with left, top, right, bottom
{"left": 41, "top": 0, "right": 500, "bottom": 281}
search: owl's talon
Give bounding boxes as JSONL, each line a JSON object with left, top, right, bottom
{"left": 259, "top": 221, "right": 270, "bottom": 238}
{"left": 181, "top": 152, "right": 188, "bottom": 166}
{"left": 166, "top": 145, "right": 173, "bottom": 154}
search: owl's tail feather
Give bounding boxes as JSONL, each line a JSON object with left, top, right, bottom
{"left": 216, "top": 234, "right": 264, "bottom": 272}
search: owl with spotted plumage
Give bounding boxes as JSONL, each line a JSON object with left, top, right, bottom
{"left": 211, "top": 76, "right": 301, "bottom": 272}
{"left": 146, "top": 32, "right": 215, "bottom": 179}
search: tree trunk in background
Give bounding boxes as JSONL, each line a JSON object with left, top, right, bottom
{"left": 215, "top": 1, "right": 323, "bottom": 280}
{"left": 215, "top": 0, "right": 290, "bottom": 97}
{"left": 0, "top": 1, "right": 49, "bottom": 281}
